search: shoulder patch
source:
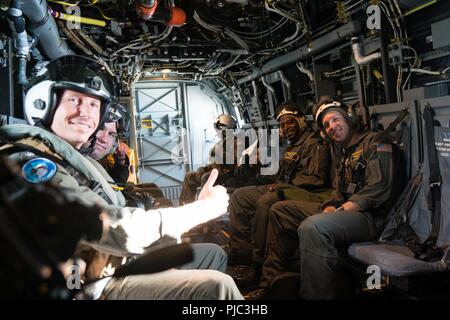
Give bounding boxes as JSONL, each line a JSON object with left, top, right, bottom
{"left": 21, "top": 157, "right": 57, "bottom": 184}
{"left": 376, "top": 143, "right": 393, "bottom": 153}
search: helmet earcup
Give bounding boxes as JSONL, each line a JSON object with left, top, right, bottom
{"left": 24, "top": 80, "right": 54, "bottom": 125}
{"left": 297, "top": 115, "right": 308, "bottom": 130}
{"left": 345, "top": 103, "right": 362, "bottom": 130}
{"left": 319, "top": 129, "right": 330, "bottom": 143}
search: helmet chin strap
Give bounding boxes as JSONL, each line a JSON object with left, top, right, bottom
{"left": 79, "top": 102, "right": 114, "bottom": 154}
{"left": 34, "top": 119, "right": 47, "bottom": 129}
{"left": 79, "top": 135, "right": 97, "bottom": 154}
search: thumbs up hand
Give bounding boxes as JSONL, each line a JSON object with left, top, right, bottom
{"left": 197, "top": 169, "right": 229, "bottom": 217}
{"left": 153, "top": 169, "right": 230, "bottom": 240}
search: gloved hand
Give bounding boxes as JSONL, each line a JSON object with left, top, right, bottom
{"left": 114, "top": 142, "right": 128, "bottom": 164}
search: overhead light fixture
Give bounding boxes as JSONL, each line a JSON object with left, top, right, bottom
{"left": 161, "top": 69, "right": 172, "bottom": 74}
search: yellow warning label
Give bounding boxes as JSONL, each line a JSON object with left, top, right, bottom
{"left": 141, "top": 119, "right": 153, "bottom": 129}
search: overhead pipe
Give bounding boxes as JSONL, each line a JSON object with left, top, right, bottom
{"left": 12, "top": 0, "right": 72, "bottom": 59}
{"left": 136, "top": 0, "right": 186, "bottom": 27}
{"left": 251, "top": 80, "right": 263, "bottom": 109}
{"left": 49, "top": 8, "right": 107, "bottom": 28}
{"left": 7, "top": 6, "right": 29, "bottom": 85}
{"left": 237, "top": 20, "right": 361, "bottom": 84}
{"left": 278, "top": 70, "right": 292, "bottom": 101}
{"left": 57, "top": 20, "right": 93, "bottom": 56}
{"left": 297, "top": 62, "right": 314, "bottom": 82}
{"left": 261, "top": 76, "right": 278, "bottom": 107}
{"left": 193, "top": 11, "right": 248, "bottom": 53}
{"left": 351, "top": 37, "right": 381, "bottom": 66}
{"left": 76, "top": 29, "right": 104, "bottom": 55}
{"left": 251, "top": 80, "right": 259, "bottom": 97}
{"left": 296, "top": 61, "right": 315, "bottom": 94}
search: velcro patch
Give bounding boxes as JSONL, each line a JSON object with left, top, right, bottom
{"left": 377, "top": 143, "right": 392, "bottom": 153}
{"left": 284, "top": 152, "right": 300, "bottom": 161}
{"left": 21, "top": 157, "right": 57, "bottom": 184}
{"left": 351, "top": 149, "right": 363, "bottom": 162}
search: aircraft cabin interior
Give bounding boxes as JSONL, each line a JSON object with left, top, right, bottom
{"left": 0, "top": 0, "right": 450, "bottom": 301}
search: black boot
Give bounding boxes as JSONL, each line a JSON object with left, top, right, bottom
{"left": 270, "top": 272, "right": 302, "bottom": 300}
{"left": 227, "top": 262, "right": 262, "bottom": 287}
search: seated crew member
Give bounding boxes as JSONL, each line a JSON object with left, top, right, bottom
{"left": 90, "top": 103, "right": 133, "bottom": 185}
{"left": 290, "top": 96, "right": 402, "bottom": 299}
{"left": 86, "top": 121, "right": 129, "bottom": 184}
{"left": 227, "top": 102, "right": 332, "bottom": 287}
{"left": 0, "top": 55, "right": 243, "bottom": 300}
{"left": 83, "top": 111, "right": 171, "bottom": 209}
{"left": 200, "top": 128, "right": 266, "bottom": 191}
{"left": 179, "top": 114, "right": 239, "bottom": 205}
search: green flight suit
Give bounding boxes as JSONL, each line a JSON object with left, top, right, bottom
{"left": 229, "top": 130, "right": 332, "bottom": 266}
{"left": 296, "top": 130, "right": 402, "bottom": 299}
{"left": 0, "top": 124, "right": 243, "bottom": 300}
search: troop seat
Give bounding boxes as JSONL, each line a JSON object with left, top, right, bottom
{"left": 349, "top": 106, "right": 450, "bottom": 281}
{"left": 348, "top": 241, "right": 449, "bottom": 277}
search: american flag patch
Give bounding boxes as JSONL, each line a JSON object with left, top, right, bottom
{"left": 377, "top": 143, "right": 392, "bottom": 152}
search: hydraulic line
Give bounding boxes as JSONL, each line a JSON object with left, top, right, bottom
{"left": 49, "top": 8, "right": 107, "bottom": 27}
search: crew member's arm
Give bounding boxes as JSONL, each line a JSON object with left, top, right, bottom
{"left": 108, "top": 153, "right": 130, "bottom": 184}
{"left": 48, "top": 152, "right": 229, "bottom": 255}
{"left": 88, "top": 169, "right": 229, "bottom": 255}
